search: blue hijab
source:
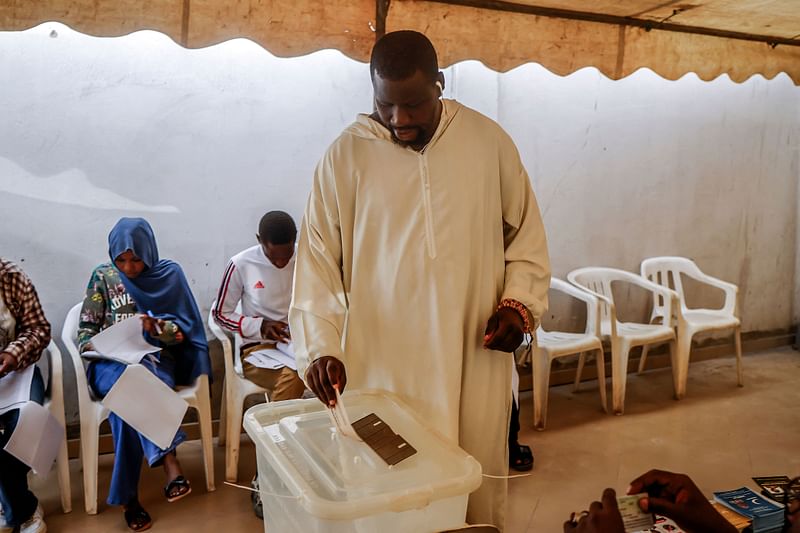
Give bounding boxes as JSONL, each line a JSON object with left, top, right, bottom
{"left": 108, "top": 217, "right": 211, "bottom": 385}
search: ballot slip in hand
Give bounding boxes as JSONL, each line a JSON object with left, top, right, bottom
{"left": 617, "top": 493, "right": 654, "bottom": 532}
{"left": 327, "top": 387, "right": 362, "bottom": 442}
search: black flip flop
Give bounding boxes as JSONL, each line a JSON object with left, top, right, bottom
{"left": 164, "top": 475, "right": 192, "bottom": 503}
{"left": 124, "top": 504, "right": 152, "bottom": 532}
{"left": 509, "top": 443, "right": 534, "bottom": 472}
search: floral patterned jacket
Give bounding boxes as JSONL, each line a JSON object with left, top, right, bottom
{"left": 78, "top": 263, "right": 180, "bottom": 352}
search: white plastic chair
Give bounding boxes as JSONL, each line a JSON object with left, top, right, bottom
{"left": 38, "top": 340, "right": 72, "bottom": 513}
{"left": 568, "top": 267, "right": 678, "bottom": 415}
{"left": 640, "top": 256, "right": 743, "bottom": 397}
{"left": 531, "top": 278, "right": 607, "bottom": 430}
{"left": 61, "top": 303, "right": 215, "bottom": 515}
{"left": 208, "top": 302, "right": 269, "bottom": 482}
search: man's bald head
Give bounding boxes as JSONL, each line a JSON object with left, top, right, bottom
{"left": 370, "top": 30, "right": 439, "bottom": 83}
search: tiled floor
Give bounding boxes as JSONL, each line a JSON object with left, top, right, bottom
{"left": 31, "top": 348, "right": 800, "bottom": 532}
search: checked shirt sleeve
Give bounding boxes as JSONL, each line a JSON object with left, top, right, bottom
{"left": 1, "top": 266, "right": 51, "bottom": 370}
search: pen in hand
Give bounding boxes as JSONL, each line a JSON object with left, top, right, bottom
{"left": 146, "top": 310, "right": 163, "bottom": 336}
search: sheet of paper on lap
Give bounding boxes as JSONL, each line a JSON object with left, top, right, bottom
{"left": 244, "top": 341, "right": 297, "bottom": 371}
{"left": 4, "top": 400, "right": 63, "bottom": 474}
{"left": 0, "top": 364, "right": 34, "bottom": 416}
{"left": 101, "top": 363, "right": 188, "bottom": 449}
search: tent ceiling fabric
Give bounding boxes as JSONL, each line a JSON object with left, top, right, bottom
{"left": 0, "top": 0, "right": 377, "bottom": 60}
{"left": 387, "top": 0, "right": 800, "bottom": 83}
{"left": 507, "top": 0, "right": 800, "bottom": 39}
{"left": 1, "top": 0, "right": 798, "bottom": 83}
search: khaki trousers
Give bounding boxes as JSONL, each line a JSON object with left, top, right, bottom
{"left": 241, "top": 343, "right": 306, "bottom": 401}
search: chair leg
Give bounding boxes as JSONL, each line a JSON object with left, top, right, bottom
{"left": 611, "top": 339, "right": 631, "bottom": 415}
{"left": 532, "top": 349, "right": 552, "bottom": 431}
{"left": 594, "top": 347, "right": 608, "bottom": 414}
{"left": 573, "top": 352, "right": 586, "bottom": 392}
{"left": 734, "top": 326, "right": 744, "bottom": 387}
{"left": 217, "top": 380, "right": 228, "bottom": 447}
{"left": 50, "top": 393, "right": 72, "bottom": 513}
{"left": 56, "top": 432, "right": 72, "bottom": 513}
{"left": 637, "top": 345, "right": 649, "bottom": 374}
{"left": 225, "top": 392, "right": 245, "bottom": 483}
{"left": 673, "top": 333, "right": 692, "bottom": 400}
{"left": 195, "top": 379, "right": 216, "bottom": 492}
{"left": 81, "top": 420, "right": 99, "bottom": 515}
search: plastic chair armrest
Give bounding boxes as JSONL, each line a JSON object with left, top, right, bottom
{"left": 208, "top": 317, "right": 236, "bottom": 378}
{"left": 208, "top": 320, "right": 231, "bottom": 347}
{"left": 626, "top": 275, "right": 679, "bottom": 326}
{"left": 567, "top": 279, "right": 617, "bottom": 337}
{"left": 686, "top": 272, "right": 739, "bottom": 315}
{"left": 561, "top": 286, "right": 601, "bottom": 337}
{"left": 713, "top": 279, "right": 738, "bottom": 316}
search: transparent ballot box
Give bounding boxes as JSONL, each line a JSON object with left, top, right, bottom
{"left": 243, "top": 389, "right": 482, "bottom": 532}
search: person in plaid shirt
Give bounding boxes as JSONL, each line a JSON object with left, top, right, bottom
{"left": 0, "top": 258, "right": 51, "bottom": 533}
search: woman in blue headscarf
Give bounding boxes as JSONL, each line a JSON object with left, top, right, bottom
{"left": 77, "top": 217, "right": 211, "bottom": 532}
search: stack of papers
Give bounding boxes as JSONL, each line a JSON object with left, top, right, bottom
{"left": 714, "top": 487, "right": 784, "bottom": 533}
{"left": 711, "top": 501, "right": 753, "bottom": 531}
{"left": 753, "top": 475, "right": 798, "bottom": 503}
{"left": 244, "top": 342, "right": 297, "bottom": 371}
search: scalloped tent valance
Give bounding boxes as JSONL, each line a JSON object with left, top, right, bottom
{"left": 1, "top": 0, "right": 798, "bottom": 84}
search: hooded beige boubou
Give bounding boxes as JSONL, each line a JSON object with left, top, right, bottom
{"left": 290, "top": 99, "right": 550, "bottom": 530}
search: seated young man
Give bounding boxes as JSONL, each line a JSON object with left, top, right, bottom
{"left": 213, "top": 210, "right": 305, "bottom": 399}
{"left": 0, "top": 258, "right": 51, "bottom": 533}
{"left": 212, "top": 211, "right": 306, "bottom": 516}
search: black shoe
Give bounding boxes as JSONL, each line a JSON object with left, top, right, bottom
{"left": 509, "top": 443, "right": 534, "bottom": 472}
{"left": 251, "top": 476, "right": 263, "bottom": 519}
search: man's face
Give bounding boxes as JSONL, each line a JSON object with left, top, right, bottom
{"left": 114, "top": 250, "right": 146, "bottom": 279}
{"left": 260, "top": 240, "right": 295, "bottom": 269}
{"left": 372, "top": 69, "right": 443, "bottom": 150}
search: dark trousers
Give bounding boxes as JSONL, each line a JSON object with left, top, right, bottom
{"left": 0, "top": 366, "right": 45, "bottom": 527}
{"left": 509, "top": 396, "right": 520, "bottom": 447}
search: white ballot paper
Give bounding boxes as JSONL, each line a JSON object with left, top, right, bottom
{"left": 244, "top": 341, "right": 297, "bottom": 371}
{"left": 0, "top": 364, "right": 34, "bottom": 416}
{"left": 85, "top": 315, "right": 159, "bottom": 365}
{"left": 4, "top": 401, "right": 63, "bottom": 474}
{"left": 102, "top": 364, "right": 188, "bottom": 449}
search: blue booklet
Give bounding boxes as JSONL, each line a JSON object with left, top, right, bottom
{"left": 713, "top": 487, "right": 783, "bottom": 533}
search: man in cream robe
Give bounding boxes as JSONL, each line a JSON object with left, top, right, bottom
{"left": 290, "top": 31, "right": 550, "bottom": 530}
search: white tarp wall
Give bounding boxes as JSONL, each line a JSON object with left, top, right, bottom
{"left": 1, "top": 23, "right": 798, "bottom": 421}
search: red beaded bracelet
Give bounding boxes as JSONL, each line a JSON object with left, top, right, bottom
{"left": 498, "top": 298, "right": 532, "bottom": 333}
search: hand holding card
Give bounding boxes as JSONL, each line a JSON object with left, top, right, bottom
{"left": 616, "top": 493, "right": 654, "bottom": 532}
{"left": 629, "top": 470, "right": 738, "bottom": 533}
{"left": 563, "top": 488, "right": 626, "bottom": 533}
